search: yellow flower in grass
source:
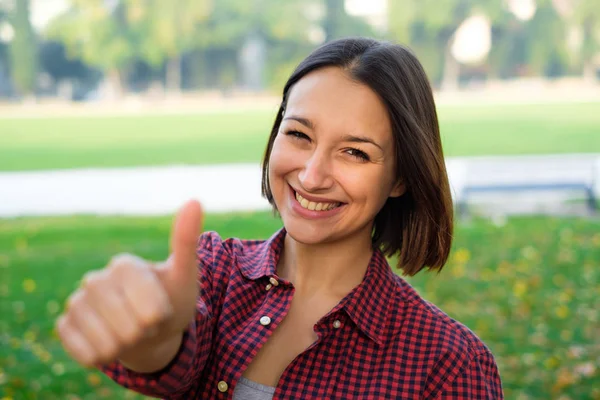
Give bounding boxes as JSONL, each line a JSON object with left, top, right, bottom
{"left": 452, "top": 248, "right": 471, "bottom": 264}
{"left": 23, "top": 330, "right": 37, "bottom": 343}
{"left": 544, "top": 356, "right": 559, "bottom": 369}
{"left": 513, "top": 281, "right": 527, "bottom": 298}
{"left": 87, "top": 372, "right": 102, "bottom": 386}
{"left": 555, "top": 305, "right": 570, "bottom": 319}
{"left": 451, "top": 263, "right": 465, "bottom": 278}
{"left": 9, "top": 337, "right": 21, "bottom": 349}
{"left": 558, "top": 291, "right": 572, "bottom": 303}
{"left": 22, "top": 279, "right": 36, "bottom": 293}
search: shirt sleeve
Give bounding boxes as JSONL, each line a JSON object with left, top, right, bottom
{"left": 99, "top": 232, "right": 219, "bottom": 399}
{"left": 435, "top": 351, "right": 503, "bottom": 400}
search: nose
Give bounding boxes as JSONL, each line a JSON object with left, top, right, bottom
{"left": 298, "top": 150, "right": 334, "bottom": 192}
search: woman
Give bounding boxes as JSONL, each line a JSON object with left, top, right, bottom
{"left": 57, "top": 38, "right": 503, "bottom": 399}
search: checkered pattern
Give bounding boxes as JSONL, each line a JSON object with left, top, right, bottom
{"left": 101, "top": 229, "right": 503, "bottom": 399}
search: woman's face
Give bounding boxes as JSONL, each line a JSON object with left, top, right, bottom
{"left": 268, "top": 66, "right": 404, "bottom": 246}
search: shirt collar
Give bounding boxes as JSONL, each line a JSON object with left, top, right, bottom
{"left": 237, "top": 228, "right": 285, "bottom": 280}
{"left": 338, "top": 249, "right": 397, "bottom": 345}
{"left": 237, "top": 228, "right": 398, "bottom": 345}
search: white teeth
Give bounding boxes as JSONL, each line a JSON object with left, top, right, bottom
{"left": 295, "top": 192, "right": 340, "bottom": 211}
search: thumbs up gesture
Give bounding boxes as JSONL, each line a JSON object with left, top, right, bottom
{"left": 56, "top": 201, "right": 203, "bottom": 371}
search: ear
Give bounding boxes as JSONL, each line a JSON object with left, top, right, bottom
{"left": 389, "top": 180, "right": 406, "bottom": 198}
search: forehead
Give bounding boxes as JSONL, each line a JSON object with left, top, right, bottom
{"left": 285, "top": 67, "right": 392, "bottom": 141}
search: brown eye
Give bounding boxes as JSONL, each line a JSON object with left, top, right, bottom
{"left": 346, "top": 148, "right": 370, "bottom": 161}
{"left": 286, "top": 131, "right": 310, "bottom": 141}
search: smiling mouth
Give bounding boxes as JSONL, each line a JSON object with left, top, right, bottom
{"left": 294, "top": 190, "right": 342, "bottom": 211}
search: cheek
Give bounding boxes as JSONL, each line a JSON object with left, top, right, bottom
{"left": 339, "top": 167, "right": 394, "bottom": 206}
{"left": 269, "top": 136, "right": 304, "bottom": 177}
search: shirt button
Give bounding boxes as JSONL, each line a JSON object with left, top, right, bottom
{"left": 265, "top": 283, "right": 273, "bottom": 291}
{"left": 217, "top": 380, "right": 228, "bottom": 392}
{"left": 333, "top": 320, "right": 342, "bottom": 329}
{"left": 269, "top": 277, "right": 279, "bottom": 286}
{"left": 260, "top": 316, "right": 272, "bottom": 326}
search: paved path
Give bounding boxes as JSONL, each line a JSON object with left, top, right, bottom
{"left": 1, "top": 155, "right": 598, "bottom": 217}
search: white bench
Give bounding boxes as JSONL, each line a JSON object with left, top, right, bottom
{"left": 446, "top": 154, "right": 600, "bottom": 217}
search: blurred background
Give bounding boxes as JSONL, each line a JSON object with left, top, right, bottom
{"left": 0, "top": 0, "right": 599, "bottom": 399}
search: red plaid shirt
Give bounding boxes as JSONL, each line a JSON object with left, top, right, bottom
{"left": 102, "top": 229, "right": 503, "bottom": 399}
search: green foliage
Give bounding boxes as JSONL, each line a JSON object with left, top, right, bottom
{"left": 9, "top": 0, "right": 37, "bottom": 96}
{"left": 571, "top": 0, "right": 600, "bottom": 66}
{"left": 46, "top": 1, "right": 136, "bottom": 73}
{"left": 135, "top": 0, "right": 211, "bottom": 66}
{"left": 387, "top": 0, "right": 598, "bottom": 83}
{"left": 1, "top": 213, "right": 598, "bottom": 398}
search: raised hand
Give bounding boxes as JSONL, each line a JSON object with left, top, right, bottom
{"left": 56, "top": 200, "right": 203, "bottom": 370}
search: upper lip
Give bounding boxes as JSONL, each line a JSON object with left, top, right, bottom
{"left": 291, "top": 185, "right": 342, "bottom": 204}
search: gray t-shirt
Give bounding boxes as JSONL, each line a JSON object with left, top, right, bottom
{"left": 232, "top": 376, "right": 276, "bottom": 400}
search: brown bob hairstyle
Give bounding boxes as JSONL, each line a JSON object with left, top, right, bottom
{"left": 261, "top": 37, "right": 453, "bottom": 276}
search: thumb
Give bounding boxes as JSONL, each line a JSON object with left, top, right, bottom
{"left": 167, "top": 199, "right": 203, "bottom": 284}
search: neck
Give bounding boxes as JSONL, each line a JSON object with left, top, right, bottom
{"left": 277, "top": 227, "right": 374, "bottom": 297}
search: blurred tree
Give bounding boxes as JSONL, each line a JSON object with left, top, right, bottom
{"left": 9, "top": 0, "right": 37, "bottom": 98}
{"left": 389, "top": 0, "right": 507, "bottom": 88}
{"left": 323, "top": 0, "right": 375, "bottom": 41}
{"left": 191, "top": 0, "right": 320, "bottom": 91}
{"left": 570, "top": 0, "right": 600, "bottom": 81}
{"left": 46, "top": 0, "right": 140, "bottom": 97}
{"left": 39, "top": 40, "right": 98, "bottom": 84}
{"left": 523, "top": 1, "right": 570, "bottom": 77}
{"left": 137, "top": 0, "right": 212, "bottom": 94}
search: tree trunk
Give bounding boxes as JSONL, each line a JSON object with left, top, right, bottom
{"left": 582, "top": 58, "right": 597, "bottom": 83}
{"left": 10, "top": 0, "right": 37, "bottom": 99}
{"left": 324, "top": 0, "right": 345, "bottom": 41}
{"left": 107, "top": 69, "right": 124, "bottom": 99}
{"left": 166, "top": 56, "right": 182, "bottom": 96}
{"left": 441, "top": 41, "right": 460, "bottom": 92}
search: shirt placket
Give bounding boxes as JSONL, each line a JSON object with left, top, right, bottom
{"left": 272, "top": 312, "right": 349, "bottom": 399}
{"left": 211, "top": 275, "right": 294, "bottom": 399}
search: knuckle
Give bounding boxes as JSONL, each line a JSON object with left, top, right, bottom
{"left": 121, "top": 324, "right": 142, "bottom": 344}
{"left": 65, "top": 290, "right": 85, "bottom": 311}
{"left": 101, "top": 338, "right": 120, "bottom": 360}
{"left": 109, "top": 253, "right": 136, "bottom": 270}
{"left": 81, "top": 270, "right": 103, "bottom": 290}
{"left": 139, "top": 304, "right": 165, "bottom": 326}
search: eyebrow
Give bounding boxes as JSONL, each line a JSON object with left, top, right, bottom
{"left": 283, "top": 115, "right": 315, "bottom": 130}
{"left": 340, "top": 134, "right": 383, "bottom": 151}
{"left": 283, "top": 115, "right": 384, "bottom": 151}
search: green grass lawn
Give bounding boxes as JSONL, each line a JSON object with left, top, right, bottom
{"left": 1, "top": 213, "right": 599, "bottom": 399}
{"left": 1, "top": 102, "right": 599, "bottom": 172}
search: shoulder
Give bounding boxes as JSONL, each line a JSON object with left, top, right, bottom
{"left": 391, "top": 275, "right": 491, "bottom": 358}
{"left": 386, "top": 276, "right": 502, "bottom": 397}
{"left": 387, "top": 276, "right": 500, "bottom": 392}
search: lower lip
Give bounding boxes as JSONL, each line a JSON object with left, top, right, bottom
{"left": 289, "top": 186, "right": 345, "bottom": 220}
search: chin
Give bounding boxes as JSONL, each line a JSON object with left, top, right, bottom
{"left": 282, "top": 217, "right": 334, "bottom": 245}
